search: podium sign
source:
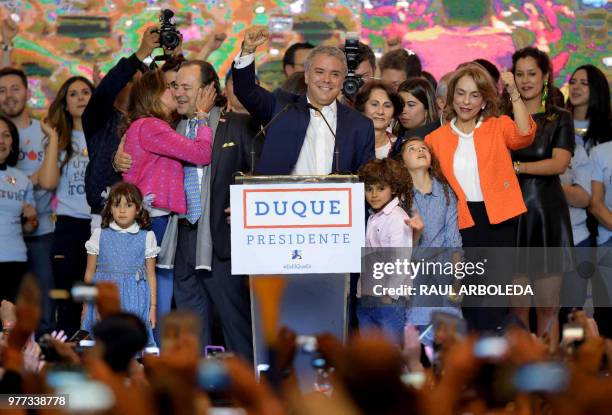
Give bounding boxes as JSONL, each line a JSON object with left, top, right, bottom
{"left": 230, "top": 182, "right": 365, "bottom": 275}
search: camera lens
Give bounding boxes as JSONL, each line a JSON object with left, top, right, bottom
{"left": 343, "top": 78, "right": 360, "bottom": 98}
{"left": 161, "top": 31, "right": 180, "bottom": 50}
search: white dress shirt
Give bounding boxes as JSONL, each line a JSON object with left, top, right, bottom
{"left": 451, "top": 118, "right": 484, "bottom": 202}
{"left": 233, "top": 53, "right": 337, "bottom": 175}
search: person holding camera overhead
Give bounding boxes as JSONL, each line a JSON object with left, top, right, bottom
{"left": 232, "top": 26, "right": 374, "bottom": 175}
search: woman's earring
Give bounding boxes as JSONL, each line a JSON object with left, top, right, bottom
{"left": 540, "top": 80, "right": 548, "bottom": 113}
{"left": 481, "top": 104, "right": 486, "bottom": 111}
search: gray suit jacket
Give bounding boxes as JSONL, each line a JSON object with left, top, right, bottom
{"left": 157, "top": 106, "right": 221, "bottom": 270}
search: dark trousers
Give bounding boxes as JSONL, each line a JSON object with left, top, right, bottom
{"left": 173, "top": 222, "right": 253, "bottom": 362}
{"left": 460, "top": 202, "right": 516, "bottom": 333}
{"left": 0, "top": 262, "right": 27, "bottom": 304}
{"left": 24, "top": 233, "right": 55, "bottom": 335}
{"left": 53, "top": 216, "right": 91, "bottom": 337}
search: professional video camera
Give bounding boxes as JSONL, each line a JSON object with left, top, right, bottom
{"left": 155, "top": 9, "right": 180, "bottom": 51}
{"left": 342, "top": 32, "right": 363, "bottom": 99}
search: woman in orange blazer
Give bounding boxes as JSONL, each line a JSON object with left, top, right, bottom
{"left": 425, "top": 63, "right": 536, "bottom": 331}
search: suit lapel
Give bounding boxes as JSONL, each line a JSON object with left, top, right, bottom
{"left": 334, "top": 101, "right": 348, "bottom": 172}
{"left": 211, "top": 111, "right": 229, "bottom": 183}
{"left": 295, "top": 94, "right": 311, "bottom": 152}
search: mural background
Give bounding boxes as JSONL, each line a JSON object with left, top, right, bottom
{"left": 0, "top": 0, "right": 609, "bottom": 109}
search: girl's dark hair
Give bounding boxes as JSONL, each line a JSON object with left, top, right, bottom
{"left": 47, "top": 76, "right": 94, "bottom": 171}
{"left": 354, "top": 80, "right": 403, "bottom": 119}
{"left": 358, "top": 157, "right": 413, "bottom": 210}
{"left": 507, "top": 47, "right": 554, "bottom": 114}
{"left": 397, "top": 77, "right": 439, "bottom": 124}
{"left": 566, "top": 64, "right": 612, "bottom": 148}
{"left": 396, "top": 137, "right": 455, "bottom": 206}
{"left": 0, "top": 115, "right": 20, "bottom": 166}
{"left": 101, "top": 182, "right": 151, "bottom": 229}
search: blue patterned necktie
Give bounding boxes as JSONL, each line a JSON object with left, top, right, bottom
{"left": 184, "top": 118, "right": 203, "bottom": 224}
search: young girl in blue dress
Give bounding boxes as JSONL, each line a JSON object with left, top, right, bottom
{"left": 81, "top": 182, "right": 158, "bottom": 345}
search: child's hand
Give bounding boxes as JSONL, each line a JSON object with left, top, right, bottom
{"left": 405, "top": 210, "right": 424, "bottom": 245}
{"left": 149, "top": 306, "right": 156, "bottom": 329}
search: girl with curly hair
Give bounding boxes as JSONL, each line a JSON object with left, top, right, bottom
{"left": 81, "top": 182, "right": 158, "bottom": 345}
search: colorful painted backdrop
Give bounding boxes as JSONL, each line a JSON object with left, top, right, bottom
{"left": 0, "top": 0, "right": 608, "bottom": 108}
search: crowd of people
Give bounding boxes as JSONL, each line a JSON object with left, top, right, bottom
{"left": 0, "top": 14, "right": 611, "bottom": 413}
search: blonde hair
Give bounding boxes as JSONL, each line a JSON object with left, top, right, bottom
{"left": 443, "top": 63, "right": 500, "bottom": 122}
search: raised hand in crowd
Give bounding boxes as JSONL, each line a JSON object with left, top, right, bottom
{"left": 35, "top": 117, "right": 60, "bottom": 189}
{"left": 49, "top": 329, "right": 67, "bottom": 343}
{"left": 92, "top": 61, "right": 102, "bottom": 87}
{"left": 241, "top": 25, "right": 269, "bottom": 55}
{"left": 195, "top": 31, "right": 227, "bottom": 61}
{"left": 0, "top": 14, "right": 17, "bottom": 44}
{"left": 95, "top": 281, "right": 122, "bottom": 319}
{"left": 135, "top": 25, "right": 161, "bottom": 62}
{"left": 3, "top": 276, "right": 41, "bottom": 372}
{"left": 0, "top": 299, "right": 16, "bottom": 330}
{"left": 500, "top": 70, "right": 518, "bottom": 96}
{"left": 385, "top": 36, "right": 402, "bottom": 52}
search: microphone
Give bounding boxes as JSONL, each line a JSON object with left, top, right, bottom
{"left": 306, "top": 103, "right": 340, "bottom": 174}
{"left": 248, "top": 102, "right": 294, "bottom": 175}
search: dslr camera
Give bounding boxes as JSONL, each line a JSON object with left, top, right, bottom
{"left": 155, "top": 9, "right": 181, "bottom": 51}
{"left": 342, "top": 32, "right": 364, "bottom": 99}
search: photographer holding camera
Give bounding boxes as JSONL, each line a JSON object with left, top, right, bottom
{"left": 341, "top": 36, "right": 377, "bottom": 102}
{"left": 232, "top": 26, "right": 374, "bottom": 175}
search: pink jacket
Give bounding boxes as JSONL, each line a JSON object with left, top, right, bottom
{"left": 123, "top": 117, "right": 213, "bottom": 214}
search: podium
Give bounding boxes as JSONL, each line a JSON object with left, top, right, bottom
{"left": 231, "top": 175, "right": 364, "bottom": 390}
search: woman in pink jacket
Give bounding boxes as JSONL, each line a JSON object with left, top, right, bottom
{"left": 122, "top": 69, "right": 214, "bottom": 214}
{"left": 121, "top": 69, "right": 214, "bottom": 341}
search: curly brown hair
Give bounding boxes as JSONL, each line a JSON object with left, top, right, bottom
{"left": 396, "top": 137, "right": 455, "bottom": 206}
{"left": 358, "top": 157, "right": 413, "bottom": 211}
{"left": 101, "top": 182, "right": 151, "bottom": 230}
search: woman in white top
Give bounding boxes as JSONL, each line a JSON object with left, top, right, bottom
{"left": 353, "top": 80, "right": 403, "bottom": 159}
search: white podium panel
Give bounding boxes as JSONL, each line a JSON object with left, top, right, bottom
{"left": 230, "top": 181, "right": 364, "bottom": 275}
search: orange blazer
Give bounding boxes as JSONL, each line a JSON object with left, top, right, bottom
{"left": 425, "top": 115, "right": 537, "bottom": 230}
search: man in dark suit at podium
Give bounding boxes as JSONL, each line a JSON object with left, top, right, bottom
{"left": 232, "top": 26, "right": 374, "bottom": 175}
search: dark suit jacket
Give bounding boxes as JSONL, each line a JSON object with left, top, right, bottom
{"left": 210, "top": 111, "right": 262, "bottom": 260}
{"left": 232, "top": 61, "right": 374, "bottom": 175}
{"left": 83, "top": 54, "right": 143, "bottom": 213}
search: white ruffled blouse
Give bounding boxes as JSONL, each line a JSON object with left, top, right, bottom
{"left": 85, "top": 221, "right": 160, "bottom": 259}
